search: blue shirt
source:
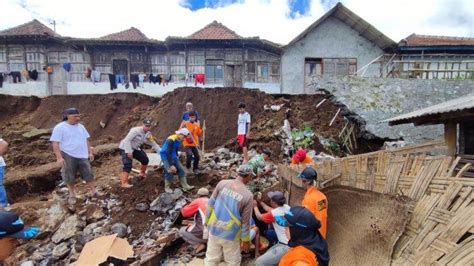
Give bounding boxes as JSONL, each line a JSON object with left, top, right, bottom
{"left": 182, "top": 111, "right": 200, "bottom": 122}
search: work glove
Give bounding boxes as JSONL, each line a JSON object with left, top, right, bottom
{"left": 22, "top": 227, "right": 40, "bottom": 238}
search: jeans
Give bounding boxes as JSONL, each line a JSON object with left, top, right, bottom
{"left": 0, "top": 166, "right": 8, "bottom": 207}
{"left": 185, "top": 147, "right": 200, "bottom": 170}
{"left": 162, "top": 158, "right": 185, "bottom": 181}
{"left": 115, "top": 74, "right": 125, "bottom": 85}
{"left": 255, "top": 243, "right": 290, "bottom": 266}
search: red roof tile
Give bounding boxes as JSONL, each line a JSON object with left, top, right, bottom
{"left": 0, "top": 19, "right": 59, "bottom": 37}
{"left": 188, "top": 21, "right": 241, "bottom": 40}
{"left": 403, "top": 34, "right": 474, "bottom": 46}
{"left": 100, "top": 27, "right": 150, "bottom": 42}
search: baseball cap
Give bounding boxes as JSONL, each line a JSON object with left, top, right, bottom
{"left": 262, "top": 149, "right": 272, "bottom": 157}
{"left": 237, "top": 164, "right": 255, "bottom": 177}
{"left": 62, "top": 108, "right": 80, "bottom": 121}
{"left": 175, "top": 128, "right": 190, "bottom": 136}
{"left": 0, "top": 211, "right": 40, "bottom": 239}
{"left": 197, "top": 187, "right": 209, "bottom": 196}
{"left": 298, "top": 167, "right": 318, "bottom": 181}
{"left": 143, "top": 118, "right": 152, "bottom": 126}
{"left": 267, "top": 191, "right": 286, "bottom": 205}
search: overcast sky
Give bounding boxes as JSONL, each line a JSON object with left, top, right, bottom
{"left": 1, "top": 0, "right": 473, "bottom": 44}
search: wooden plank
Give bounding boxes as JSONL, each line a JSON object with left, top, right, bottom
{"left": 329, "top": 108, "right": 341, "bottom": 127}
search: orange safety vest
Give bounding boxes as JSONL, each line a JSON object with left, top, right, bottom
{"left": 279, "top": 246, "right": 319, "bottom": 266}
{"left": 183, "top": 121, "right": 202, "bottom": 147}
{"left": 302, "top": 187, "right": 328, "bottom": 238}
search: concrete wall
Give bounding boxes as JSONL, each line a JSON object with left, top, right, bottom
{"left": 281, "top": 16, "right": 385, "bottom": 94}
{"left": 0, "top": 81, "right": 49, "bottom": 97}
{"left": 312, "top": 77, "right": 474, "bottom": 144}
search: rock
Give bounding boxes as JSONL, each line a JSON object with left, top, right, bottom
{"left": 22, "top": 128, "right": 51, "bottom": 139}
{"left": 111, "top": 223, "right": 128, "bottom": 238}
{"left": 172, "top": 189, "right": 183, "bottom": 200}
{"left": 37, "top": 202, "right": 67, "bottom": 233}
{"left": 217, "top": 162, "right": 230, "bottom": 169}
{"left": 135, "top": 202, "right": 149, "bottom": 212}
{"left": 21, "top": 261, "right": 35, "bottom": 266}
{"left": 39, "top": 258, "right": 54, "bottom": 266}
{"left": 216, "top": 148, "right": 230, "bottom": 155}
{"left": 30, "top": 246, "right": 52, "bottom": 262}
{"left": 85, "top": 204, "right": 106, "bottom": 222}
{"left": 51, "top": 215, "right": 84, "bottom": 244}
{"left": 149, "top": 193, "right": 175, "bottom": 213}
{"left": 52, "top": 242, "right": 70, "bottom": 260}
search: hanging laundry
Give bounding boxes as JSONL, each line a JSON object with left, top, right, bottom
{"left": 47, "top": 66, "right": 53, "bottom": 74}
{"left": 21, "top": 69, "right": 29, "bottom": 80}
{"left": 10, "top": 72, "right": 21, "bottom": 83}
{"left": 195, "top": 73, "right": 205, "bottom": 85}
{"left": 108, "top": 74, "right": 117, "bottom": 90}
{"left": 130, "top": 74, "right": 139, "bottom": 89}
{"left": 63, "top": 63, "right": 72, "bottom": 72}
{"left": 0, "top": 74, "right": 3, "bottom": 88}
{"left": 85, "top": 67, "right": 92, "bottom": 79}
{"left": 157, "top": 74, "right": 162, "bottom": 85}
{"left": 138, "top": 74, "right": 146, "bottom": 88}
{"left": 115, "top": 74, "right": 125, "bottom": 85}
{"left": 28, "top": 70, "right": 39, "bottom": 81}
{"left": 91, "top": 70, "right": 101, "bottom": 83}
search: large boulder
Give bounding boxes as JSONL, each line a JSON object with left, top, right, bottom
{"left": 51, "top": 215, "right": 85, "bottom": 244}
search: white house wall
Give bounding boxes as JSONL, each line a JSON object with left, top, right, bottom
{"left": 281, "top": 16, "right": 385, "bottom": 94}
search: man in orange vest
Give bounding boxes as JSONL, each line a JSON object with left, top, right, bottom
{"left": 183, "top": 111, "right": 203, "bottom": 174}
{"left": 299, "top": 167, "right": 328, "bottom": 238}
{"left": 278, "top": 206, "right": 329, "bottom": 266}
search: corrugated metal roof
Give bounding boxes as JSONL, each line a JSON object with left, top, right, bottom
{"left": 383, "top": 93, "right": 474, "bottom": 124}
{"left": 401, "top": 34, "right": 474, "bottom": 46}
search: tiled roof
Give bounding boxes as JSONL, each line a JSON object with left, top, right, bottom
{"left": 100, "top": 27, "right": 150, "bottom": 42}
{"left": 0, "top": 19, "right": 59, "bottom": 37}
{"left": 402, "top": 34, "right": 474, "bottom": 46}
{"left": 188, "top": 21, "right": 241, "bottom": 39}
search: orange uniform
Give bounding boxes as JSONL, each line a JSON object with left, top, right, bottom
{"left": 183, "top": 121, "right": 202, "bottom": 147}
{"left": 302, "top": 187, "right": 328, "bottom": 238}
{"left": 279, "top": 246, "right": 319, "bottom": 266}
{"left": 291, "top": 155, "right": 312, "bottom": 165}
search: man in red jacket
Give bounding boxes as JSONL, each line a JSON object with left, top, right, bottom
{"left": 179, "top": 187, "right": 209, "bottom": 254}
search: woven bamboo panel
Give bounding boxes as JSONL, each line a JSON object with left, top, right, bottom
{"left": 278, "top": 139, "right": 473, "bottom": 265}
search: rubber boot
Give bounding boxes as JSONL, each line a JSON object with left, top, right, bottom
{"left": 120, "top": 172, "right": 133, "bottom": 188}
{"left": 164, "top": 180, "right": 173, "bottom": 193}
{"left": 180, "top": 176, "right": 195, "bottom": 191}
{"left": 139, "top": 165, "right": 148, "bottom": 178}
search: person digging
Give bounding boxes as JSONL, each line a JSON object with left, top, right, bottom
{"left": 118, "top": 118, "right": 161, "bottom": 188}
{"left": 160, "top": 128, "right": 195, "bottom": 193}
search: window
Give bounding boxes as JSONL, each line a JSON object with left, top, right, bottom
{"left": 246, "top": 62, "right": 256, "bottom": 82}
{"left": 257, "top": 63, "right": 269, "bottom": 82}
{"left": 188, "top": 50, "right": 205, "bottom": 74}
{"left": 170, "top": 53, "right": 185, "bottom": 81}
{"left": 205, "top": 60, "right": 224, "bottom": 83}
{"left": 322, "top": 58, "right": 357, "bottom": 77}
{"left": 151, "top": 54, "right": 167, "bottom": 74}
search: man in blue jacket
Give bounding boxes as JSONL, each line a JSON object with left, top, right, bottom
{"left": 160, "top": 128, "right": 194, "bottom": 193}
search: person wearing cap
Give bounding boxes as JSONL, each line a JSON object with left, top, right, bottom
{"left": 159, "top": 128, "right": 194, "bottom": 193}
{"left": 182, "top": 111, "right": 203, "bottom": 174}
{"left": 179, "top": 102, "right": 201, "bottom": 129}
{"left": 0, "top": 211, "right": 40, "bottom": 262}
{"left": 291, "top": 148, "right": 312, "bottom": 165}
{"left": 118, "top": 119, "right": 161, "bottom": 188}
{"left": 179, "top": 187, "right": 209, "bottom": 254}
{"left": 50, "top": 108, "right": 96, "bottom": 205}
{"left": 205, "top": 164, "right": 254, "bottom": 266}
{"left": 237, "top": 102, "right": 251, "bottom": 163}
{"left": 299, "top": 167, "right": 328, "bottom": 238}
{"left": 278, "top": 206, "right": 329, "bottom": 266}
{"left": 0, "top": 139, "right": 9, "bottom": 210}
{"left": 248, "top": 149, "right": 272, "bottom": 177}
{"left": 254, "top": 191, "right": 291, "bottom": 265}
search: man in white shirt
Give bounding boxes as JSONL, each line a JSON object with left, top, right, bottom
{"left": 0, "top": 139, "right": 9, "bottom": 210}
{"left": 237, "top": 102, "right": 251, "bottom": 162}
{"left": 253, "top": 191, "right": 291, "bottom": 265}
{"left": 50, "top": 108, "right": 96, "bottom": 204}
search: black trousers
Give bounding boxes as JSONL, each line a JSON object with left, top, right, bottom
{"left": 120, "top": 149, "right": 149, "bottom": 173}
{"left": 10, "top": 72, "right": 21, "bottom": 83}
{"left": 0, "top": 74, "right": 3, "bottom": 88}
{"left": 185, "top": 147, "right": 200, "bottom": 170}
{"left": 108, "top": 74, "right": 117, "bottom": 90}
{"left": 130, "top": 74, "right": 139, "bottom": 89}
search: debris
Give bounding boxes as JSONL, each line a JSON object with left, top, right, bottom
{"left": 51, "top": 215, "right": 84, "bottom": 244}
{"left": 135, "top": 203, "right": 149, "bottom": 212}
{"left": 315, "top": 98, "right": 327, "bottom": 109}
{"left": 52, "top": 242, "right": 70, "bottom": 260}
{"left": 149, "top": 193, "right": 175, "bottom": 213}
{"left": 329, "top": 108, "right": 341, "bottom": 127}
{"left": 75, "top": 234, "right": 134, "bottom": 266}
{"left": 22, "top": 128, "right": 51, "bottom": 139}
{"left": 111, "top": 223, "right": 128, "bottom": 238}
